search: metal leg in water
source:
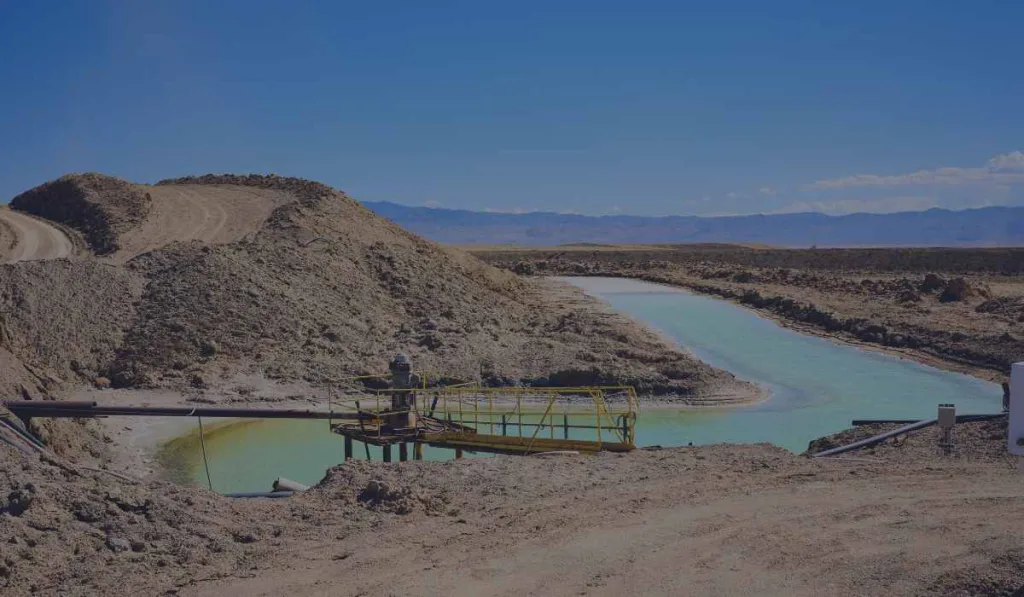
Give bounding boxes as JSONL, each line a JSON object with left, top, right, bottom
{"left": 383, "top": 444, "right": 392, "bottom": 463}
{"left": 344, "top": 436, "right": 353, "bottom": 461}
{"left": 399, "top": 443, "right": 408, "bottom": 462}
{"left": 414, "top": 442, "right": 423, "bottom": 460}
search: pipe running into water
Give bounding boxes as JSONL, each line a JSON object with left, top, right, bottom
{"left": 810, "top": 418, "right": 938, "bottom": 458}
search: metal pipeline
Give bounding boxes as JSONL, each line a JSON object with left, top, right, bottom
{"left": 223, "top": 491, "right": 295, "bottom": 499}
{"left": 2, "top": 401, "right": 371, "bottom": 421}
{"left": 851, "top": 413, "right": 1007, "bottom": 426}
{"left": 272, "top": 477, "right": 310, "bottom": 492}
{"left": 0, "top": 417, "right": 46, "bottom": 451}
{"left": 811, "top": 418, "right": 937, "bottom": 458}
{"left": 0, "top": 432, "right": 33, "bottom": 455}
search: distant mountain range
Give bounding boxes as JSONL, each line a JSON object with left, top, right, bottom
{"left": 363, "top": 202, "right": 1024, "bottom": 247}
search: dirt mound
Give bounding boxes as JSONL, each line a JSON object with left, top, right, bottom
{"left": 0, "top": 260, "right": 140, "bottom": 397}
{"left": 103, "top": 175, "right": 735, "bottom": 395}
{"left": 11, "top": 174, "right": 151, "bottom": 254}
{"left": 0, "top": 173, "right": 743, "bottom": 401}
{"left": 0, "top": 446, "right": 267, "bottom": 596}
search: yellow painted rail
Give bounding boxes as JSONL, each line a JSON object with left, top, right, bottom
{"left": 328, "top": 385, "right": 639, "bottom": 455}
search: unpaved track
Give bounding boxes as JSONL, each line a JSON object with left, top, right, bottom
{"left": 185, "top": 455, "right": 1024, "bottom": 597}
{"left": 0, "top": 206, "right": 74, "bottom": 262}
{"left": 111, "top": 184, "right": 293, "bottom": 262}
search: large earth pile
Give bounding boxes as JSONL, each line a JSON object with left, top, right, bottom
{"left": 1, "top": 173, "right": 745, "bottom": 401}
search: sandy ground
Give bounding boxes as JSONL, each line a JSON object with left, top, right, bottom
{"left": 180, "top": 447, "right": 1024, "bottom": 597}
{"left": 6, "top": 432, "right": 1022, "bottom": 596}
{"left": 109, "top": 184, "right": 292, "bottom": 262}
{"left": 0, "top": 206, "right": 75, "bottom": 262}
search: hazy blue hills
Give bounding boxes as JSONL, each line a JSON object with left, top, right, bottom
{"left": 364, "top": 202, "right": 1024, "bottom": 247}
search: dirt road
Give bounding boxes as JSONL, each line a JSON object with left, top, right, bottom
{"left": 0, "top": 206, "right": 74, "bottom": 262}
{"left": 179, "top": 448, "right": 1024, "bottom": 597}
{"left": 110, "top": 184, "right": 292, "bottom": 261}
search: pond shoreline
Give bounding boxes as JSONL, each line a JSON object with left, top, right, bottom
{"left": 88, "top": 276, "right": 1001, "bottom": 491}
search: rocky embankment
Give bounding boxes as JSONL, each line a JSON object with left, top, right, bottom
{"left": 474, "top": 248, "right": 1024, "bottom": 382}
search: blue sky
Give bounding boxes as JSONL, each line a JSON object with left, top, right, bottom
{"left": 1, "top": 0, "right": 1022, "bottom": 216}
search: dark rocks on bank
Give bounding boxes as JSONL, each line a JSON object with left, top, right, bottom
{"left": 919, "top": 273, "right": 946, "bottom": 293}
{"left": 976, "top": 299, "right": 1005, "bottom": 313}
{"left": 939, "top": 278, "right": 974, "bottom": 303}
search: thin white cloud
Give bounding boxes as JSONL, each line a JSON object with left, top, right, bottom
{"left": 423, "top": 200, "right": 441, "bottom": 208}
{"left": 773, "top": 196, "right": 940, "bottom": 215}
{"left": 483, "top": 207, "right": 529, "bottom": 214}
{"left": 758, "top": 186, "right": 777, "bottom": 196}
{"left": 806, "top": 151, "right": 1024, "bottom": 190}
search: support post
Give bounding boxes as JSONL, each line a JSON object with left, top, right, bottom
{"left": 399, "top": 443, "right": 408, "bottom": 462}
{"left": 344, "top": 436, "right": 353, "bottom": 461}
{"left": 621, "top": 415, "right": 630, "bottom": 444}
{"left": 1010, "top": 363, "right": 1024, "bottom": 456}
{"left": 564, "top": 414, "right": 569, "bottom": 440}
{"left": 383, "top": 444, "right": 392, "bottom": 463}
{"left": 414, "top": 443, "right": 423, "bottom": 460}
{"left": 455, "top": 448, "right": 463, "bottom": 460}
{"left": 501, "top": 415, "right": 507, "bottom": 436}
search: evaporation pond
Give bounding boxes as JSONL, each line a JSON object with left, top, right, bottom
{"left": 563, "top": 276, "right": 1001, "bottom": 451}
{"left": 162, "top": 276, "right": 1002, "bottom": 493}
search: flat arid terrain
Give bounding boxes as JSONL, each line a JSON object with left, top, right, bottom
{"left": 1, "top": 177, "right": 1022, "bottom": 596}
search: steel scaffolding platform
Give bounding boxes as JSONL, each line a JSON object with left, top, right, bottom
{"left": 328, "top": 385, "right": 638, "bottom": 459}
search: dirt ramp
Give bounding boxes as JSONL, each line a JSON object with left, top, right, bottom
{"left": 11, "top": 173, "right": 150, "bottom": 254}
{"left": 0, "top": 207, "right": 75, "bottom": 263}
{"left": 110, "top": 184, "right": 294, "bottom": 262}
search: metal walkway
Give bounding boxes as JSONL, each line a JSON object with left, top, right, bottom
{"left": 328, "top": 386, "right": 639, "bottom": 458}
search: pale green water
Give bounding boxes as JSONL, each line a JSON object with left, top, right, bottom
{"left": 570, "top": 277, "right": 1000, "bottom": 449}
{"left": 164, "top": 277, "right": 1002, "bottom": 493}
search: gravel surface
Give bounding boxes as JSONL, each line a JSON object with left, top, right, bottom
{"left": 2, "top": 434, "right": 1022, "bottom": 596}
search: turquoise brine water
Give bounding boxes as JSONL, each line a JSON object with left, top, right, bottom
{"left": 566, "top": 277, "right": 1001, "bottom": 451}
{"left": 163, "top": 277, "right": 1002, "bottom": 493}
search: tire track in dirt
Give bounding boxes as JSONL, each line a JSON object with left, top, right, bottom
{"left": 110, "top": 185, "right": 293, "bottom": 262}
{"left": 0, "top": 206, "right": 75, "bottom": 263}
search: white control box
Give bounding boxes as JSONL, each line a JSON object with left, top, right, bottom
{"left": 1010, "top": 363, "right": 1024, "bottom": 456}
